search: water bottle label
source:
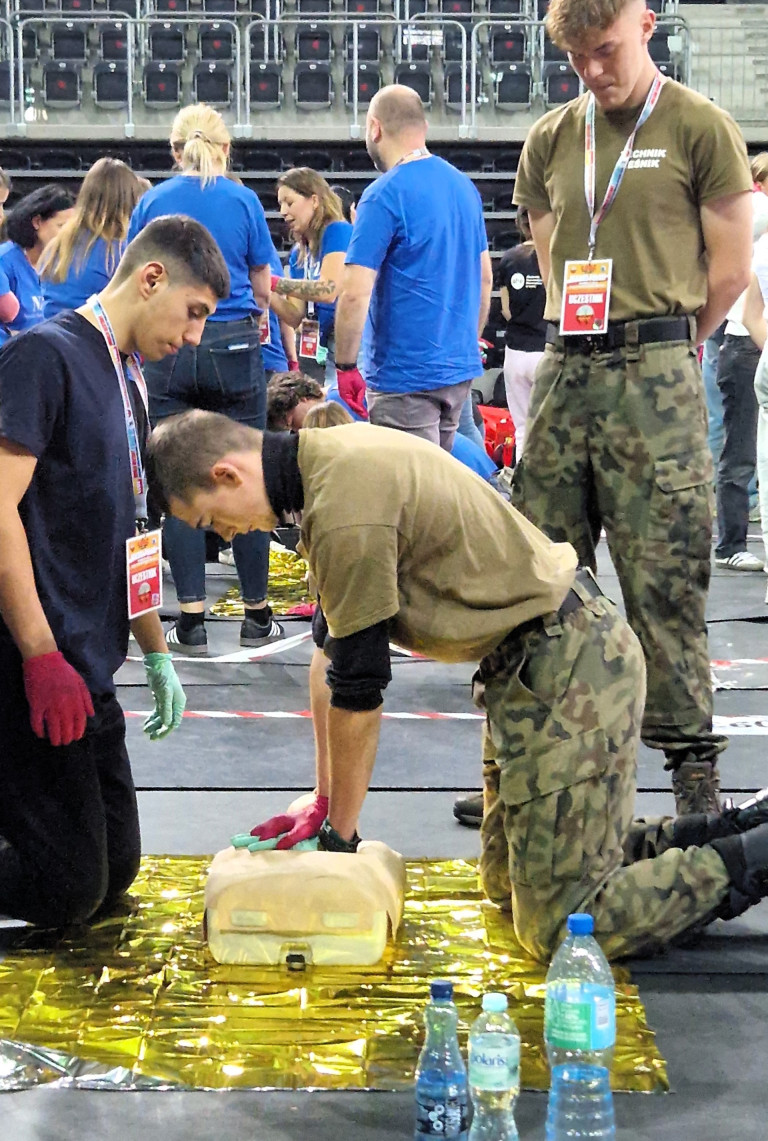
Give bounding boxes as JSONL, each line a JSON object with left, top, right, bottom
{"left": 468, "top": 1041, "right": 520, "bottom": 1091}
{"left": 415, "top": 1094, "right": 468, "bottom": 1137}
{"left": 545, "top": 984, "right": 616, "bottom": 1051}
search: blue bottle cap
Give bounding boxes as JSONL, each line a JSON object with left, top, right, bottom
{"left": 430, "top": 980, "right": 454, "bottom": 1002}
{"left": 567, "top": 913, "right": 595, "bottom": 935}
{"left": 482, "top": 992, "right": 508, "bottom": 1013}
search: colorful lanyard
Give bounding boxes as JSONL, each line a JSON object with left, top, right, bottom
{"left": 88, "top": 295, "right": 150, "bottom": 524}
{"left": 584, "top": 70, "right": 665, "bottom": 258}
{"left": 394, "top": 146, "right": 430, "bottom": 167}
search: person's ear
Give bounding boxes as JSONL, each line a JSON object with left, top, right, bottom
{"left": 138, "top": 261, "right": 167, "bottom": 299}
{"left": 31, "top": 213, "right": 42, "bottom": 233}
{"left": 211, "top": 459, "right": 244, "bottom": 488}
{"left": 640, "top": 8, "right": 656, "bottom": 43}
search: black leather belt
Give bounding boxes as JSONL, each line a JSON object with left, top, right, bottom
{"left": 558, "top": 567, "right": 604, "bottom": 618}
{"left": 546, "top": 315, "right": 692, "bottom": 354}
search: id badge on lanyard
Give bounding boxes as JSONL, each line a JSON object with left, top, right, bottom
{"left": 560, "top": 70, "right": 665, "bottom": 336}
{"left": 88, "top": 295, "right": 163, "bottom": 620}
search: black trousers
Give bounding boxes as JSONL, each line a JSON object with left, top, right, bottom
{"left": 0, "top": 641, "right": 140, "bottom": 926}
{"left": 715, "top": 333, "right": 761, "bottom": 558}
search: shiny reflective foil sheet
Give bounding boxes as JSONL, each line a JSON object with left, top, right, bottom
{"left": 0, "top": 857, "right": 668, "bottom": 1092}
{"left": 211, "top": 548, "right": 311, "bottom": 617}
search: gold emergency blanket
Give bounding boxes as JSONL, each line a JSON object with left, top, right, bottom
{"left": 0, "top": 856, "right": 668, "bottom": 1092}
{"left": 211, "top": 547, "right": 311, "bottom": 617}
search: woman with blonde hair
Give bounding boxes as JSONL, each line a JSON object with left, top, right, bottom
{"left": 270, "top": 167, "right": 355, "bottom": 393}
{"left": 40, "top": 157, "right": 144, "bottom": 317}
{"left": 127, "top": 102, "right": 281, "bottom": 657}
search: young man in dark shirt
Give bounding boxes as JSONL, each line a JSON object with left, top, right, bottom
{"left": 0, "top": 215, "right": 229, "bottom": 928}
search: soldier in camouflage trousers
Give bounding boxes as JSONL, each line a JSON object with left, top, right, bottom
{"left": 476, "top": 571, "right": 766, "bottom": 963}
{"left": 511, "top": 334, "right": 727, "bottom": 815}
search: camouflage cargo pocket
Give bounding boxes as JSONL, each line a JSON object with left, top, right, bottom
{"left": 498, "top": 730, "right": 610, "bottom": 888}
{"left": 646, "top": 448, "right": 713, "bottom": 561}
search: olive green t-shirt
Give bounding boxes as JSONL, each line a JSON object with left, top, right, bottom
{"left": 296, "top": 424, "right": 577, "bottom": 663}
{"left": 514, "top": 79, "right": 752, "bottom": 322}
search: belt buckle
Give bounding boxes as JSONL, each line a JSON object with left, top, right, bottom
{"left": 578, "top": 333, "right": 608, "bottom": 354}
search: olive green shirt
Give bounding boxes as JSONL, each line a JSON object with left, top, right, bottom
{"left": 297, "top": 423, "right": 577, "bottom": 662}
{"left": 514, "top": 78, "right": 752, "bottom": 322}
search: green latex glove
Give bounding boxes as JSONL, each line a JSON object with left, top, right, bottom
{"left": 230, "top": 832, "right": 319, "bottom": 853}
{"left": 143, "top": 652, "right": 186, "bottom": 740}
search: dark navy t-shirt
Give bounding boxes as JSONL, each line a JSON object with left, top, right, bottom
{"left": 345, "top": 156, "right": 487, "bottom": 393}
{"left": 0, "top": 312, "right": 145, "bottom": 694}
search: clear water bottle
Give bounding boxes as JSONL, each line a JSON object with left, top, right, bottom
{"left": 414, "top": 980, "right": 469, "bottom": 1141}
{"left": 467, "top": 992, "right": 520, "bottom": 1141}
{"left": 544, "top": 913, "right": 616, "bottom": 1141}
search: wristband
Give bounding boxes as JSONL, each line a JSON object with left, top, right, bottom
{"left": 335, "top": 362, "right": 358, "bottom": 373}
{"left": 318, "top": 818, "right": 361, "bottom": 853}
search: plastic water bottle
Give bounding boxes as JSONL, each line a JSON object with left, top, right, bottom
{"left": 467, "top": 993, "right": 520, "bottom": 1141}
{"left": 414, "top": 980, "right": 469, "bottom": 1140}
{"left": 544, "top": 913, "right": 616, "bottom": 1141}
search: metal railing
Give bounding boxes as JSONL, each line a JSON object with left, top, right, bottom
{"left": 684, "top": 19, "right": 768, "bottom": 123}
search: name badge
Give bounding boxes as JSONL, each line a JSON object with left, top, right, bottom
{"left": 560, "top": 259, "right": 613, "bottom": 335}
{"left": 259, "top": 312, "right": 271, "bottom": 346}
{"left": 299, "top": 318, "right": 320, "bottom": 359}
{"left": 126, "top": 529, "right": 163, "bottom": 620}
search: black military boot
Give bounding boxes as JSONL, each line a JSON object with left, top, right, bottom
{"left": 670, "top": 787, "right": 768, "bottom": 849}
{"left": 671, "top": 758, "right": 721, "bottom": 815}
{"left": 710, "top": 822, "right": 768, "bottom": 919}
{"left": 453, "top": 792, "right": 483, "bottom": 828}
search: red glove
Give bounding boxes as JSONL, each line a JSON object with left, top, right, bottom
{"left": 22, "top": 651, "right": 95, "bottom": 747}
{"left": 288, "top": 359, "right": 300, "bottom": 372}
{"left": 336, "top": 366, "right": 368, "bottom": 420}
{"left": 270, "top": 274, "right": 282, "bottom": 292}
{"left": 250, "top": 792, "right": 329, "bottom": 850}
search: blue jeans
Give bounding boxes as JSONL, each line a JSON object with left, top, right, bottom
{"left": 702, "top": 324, "right": 725, "bottom": 474}
{"left": 715, "top": 333, "right": 761, "bottom": 558}
{"left": 144, "top": 316, "right": 269, "bottom": 605}
{"left": 456, "top": 392, "right": 485, "bottom": 451}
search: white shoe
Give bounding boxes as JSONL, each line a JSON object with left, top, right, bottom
{"left": 218, "top": 547, "right": 235, "bottom": 566}
{"left": 715, "top": 551, "right": 765, "bottom": 571}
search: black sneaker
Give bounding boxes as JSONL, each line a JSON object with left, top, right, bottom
{"left": 240, "top": 612, "right": 285, "bottom": 648}
{"left": 166, "top": 620, "right": 208, "bottom": 657}
{"left": 453, "top": 791, "right": 483, "bottom": 828}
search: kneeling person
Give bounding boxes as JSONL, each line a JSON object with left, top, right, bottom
{"left": 147, "top": 414, "right": 768, "bottom": 961}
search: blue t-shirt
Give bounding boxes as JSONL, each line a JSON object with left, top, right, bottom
{"left": 0, "top": 241, "right": 45, "bottom": 345}
{"left": 42, "top": 235, "right": 124, "bottom": 319}
{"left": 345, "top": 156, "right": 487, "bottom": 393}
{"left": 288, "top": 219, "right": 353, "bottom": 344}
{"left": 261, "top": 246, "right": 288, "bottom": 373}
{"left": 0, "top": 313, "right": 145, "bottom": 694}
{"left": 127, "top": 176, "right": 273, "bottom": 322}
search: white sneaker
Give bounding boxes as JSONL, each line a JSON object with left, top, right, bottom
{"left": 715, "top": 551, "right": 765, "bottom": 571}
{"left": 218, "top": 547, "right": 235, "bottom": 566}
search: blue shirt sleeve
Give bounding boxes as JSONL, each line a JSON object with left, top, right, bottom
{"left": 319, "top": 221, "right": 353, "bottom": 259}
{"left": 344, "top": 191, "right": 398, "bottom": 272}
{"left": 126, "top": 199, "right": 146, "bottom": 243}
{"left": 0, "top": 332, "right": 64, "bottom": 457}
{"left": 0, "top": 262, "right": 11, "bottom": 296}
{"left": 245, "top": 191, "right": 274, "bottom": 268}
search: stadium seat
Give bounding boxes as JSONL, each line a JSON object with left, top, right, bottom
{"left": 442, "top": 23, "right": 470, "bottom": 63}
{"left": 394, "top": 60, "right": 432, "bottom": 105}
{"left": 33, "top": 146, "right": 81, "bottom": 169}
{"left": 445, "top": 148, "right": 483, "bottom": 171}
{"left": 402, "top": 0, "right": 428, "bottom": 14}
{"left": 249, "top": 22, "right": 285, "bottom": 61}
{"left": 344, "top": 61, "right": 381, "bottom": 106}
{"left": 294, "top": 147, "right": 334, "bottom": 168}
{"left": 99, "top": 21, "right": 129, "bottom": 60}
{"left": 43, "top": 60, "right": 82, "bottom": 107}
{"left": 51, "top": 21, "right": 89, "bottom": 61}
{"left": 203, "top": 0, "right": 238, "bottom": 13}
{"left": 199, "top": 22, "right": 234, "bottom": 60}
{"left": 439, "top": 0, "right": 473, "bottom": 15}
{"left": 155, "top": 0, "right": 190, "bottom": 12}
{"left": 337, "top": 147, "right": 375, "bottom": 171}
{"left": 487, "top": 0, "right": 522, "bottom": 13}
{"left": 648, "top": 31, "right": 671, "bottom": 64}
{"left": 489, "top": 24, "right": 526, "bottom": 63}
{"left": 148, "top": 22, "right": 186, "bottom": 62}
{"left": 294, "top": 60, "right": 333, "bottom": 108}
{"left": 494, "top": 61, "right": 530, "bottom": 108}
{"left": 246, "top": 0, "right": 270, "bottom": 15}
{"left": 61, "top": 0, "right": 94, "bottom": 12}
{"left": 444, "top": 60, "right": 474, "bottom": 111}
{"left": 344, "top": 0, "right": 381, "bottom": 14}
{"left": 143, "top": 60, "right": 181, "bottom": 105}
{"left": 240, "top": 146, "right": 283, "bottom": 168}
{"left": 107, "top": 0, "right": 138, "bottom": 16}
{"left": 248, "top": 62, "right": 282, "bottom": 107}
{"left": 22, "top": 26, "right": 39, "bottom": 60}
{"left": 92, "top": 59, "right": 129, "bottom": 107}
{"left": 12, "top": 0, "right": 45, "bottom": 13}
{"left": 0, "top": 62, "right": 14, "bottom": 105}
{"left": 344, "top": 24, "right": 380, "bottom": 61}
{"left": 543, "top": 61, "right": 580, "bottom": 104}
{"left": 296, "top": 23, "right": 333, "bottom": 61}
{"left": 192, "top": 61, "right": 233, "bottom": 105}
{"left": 296, "top": 0, "right": 332, "bottom": 14}
{"left": 543, "top": 33, "right": 567, "bottom": 60}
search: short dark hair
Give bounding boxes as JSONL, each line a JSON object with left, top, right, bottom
{"left": 114, "top": 215, "right": 230, "bottom": 300}
{"left": 330, "top": 184, "right": 356, "bottom": 223}
{"left": 147, "top": 410, "right": 262, "bottom": 514}
{"left": 6, "top": 184, "right": 75, "bottom": 249}
{"left": 267, "top": 371, "right": 324, "bottom": 430}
